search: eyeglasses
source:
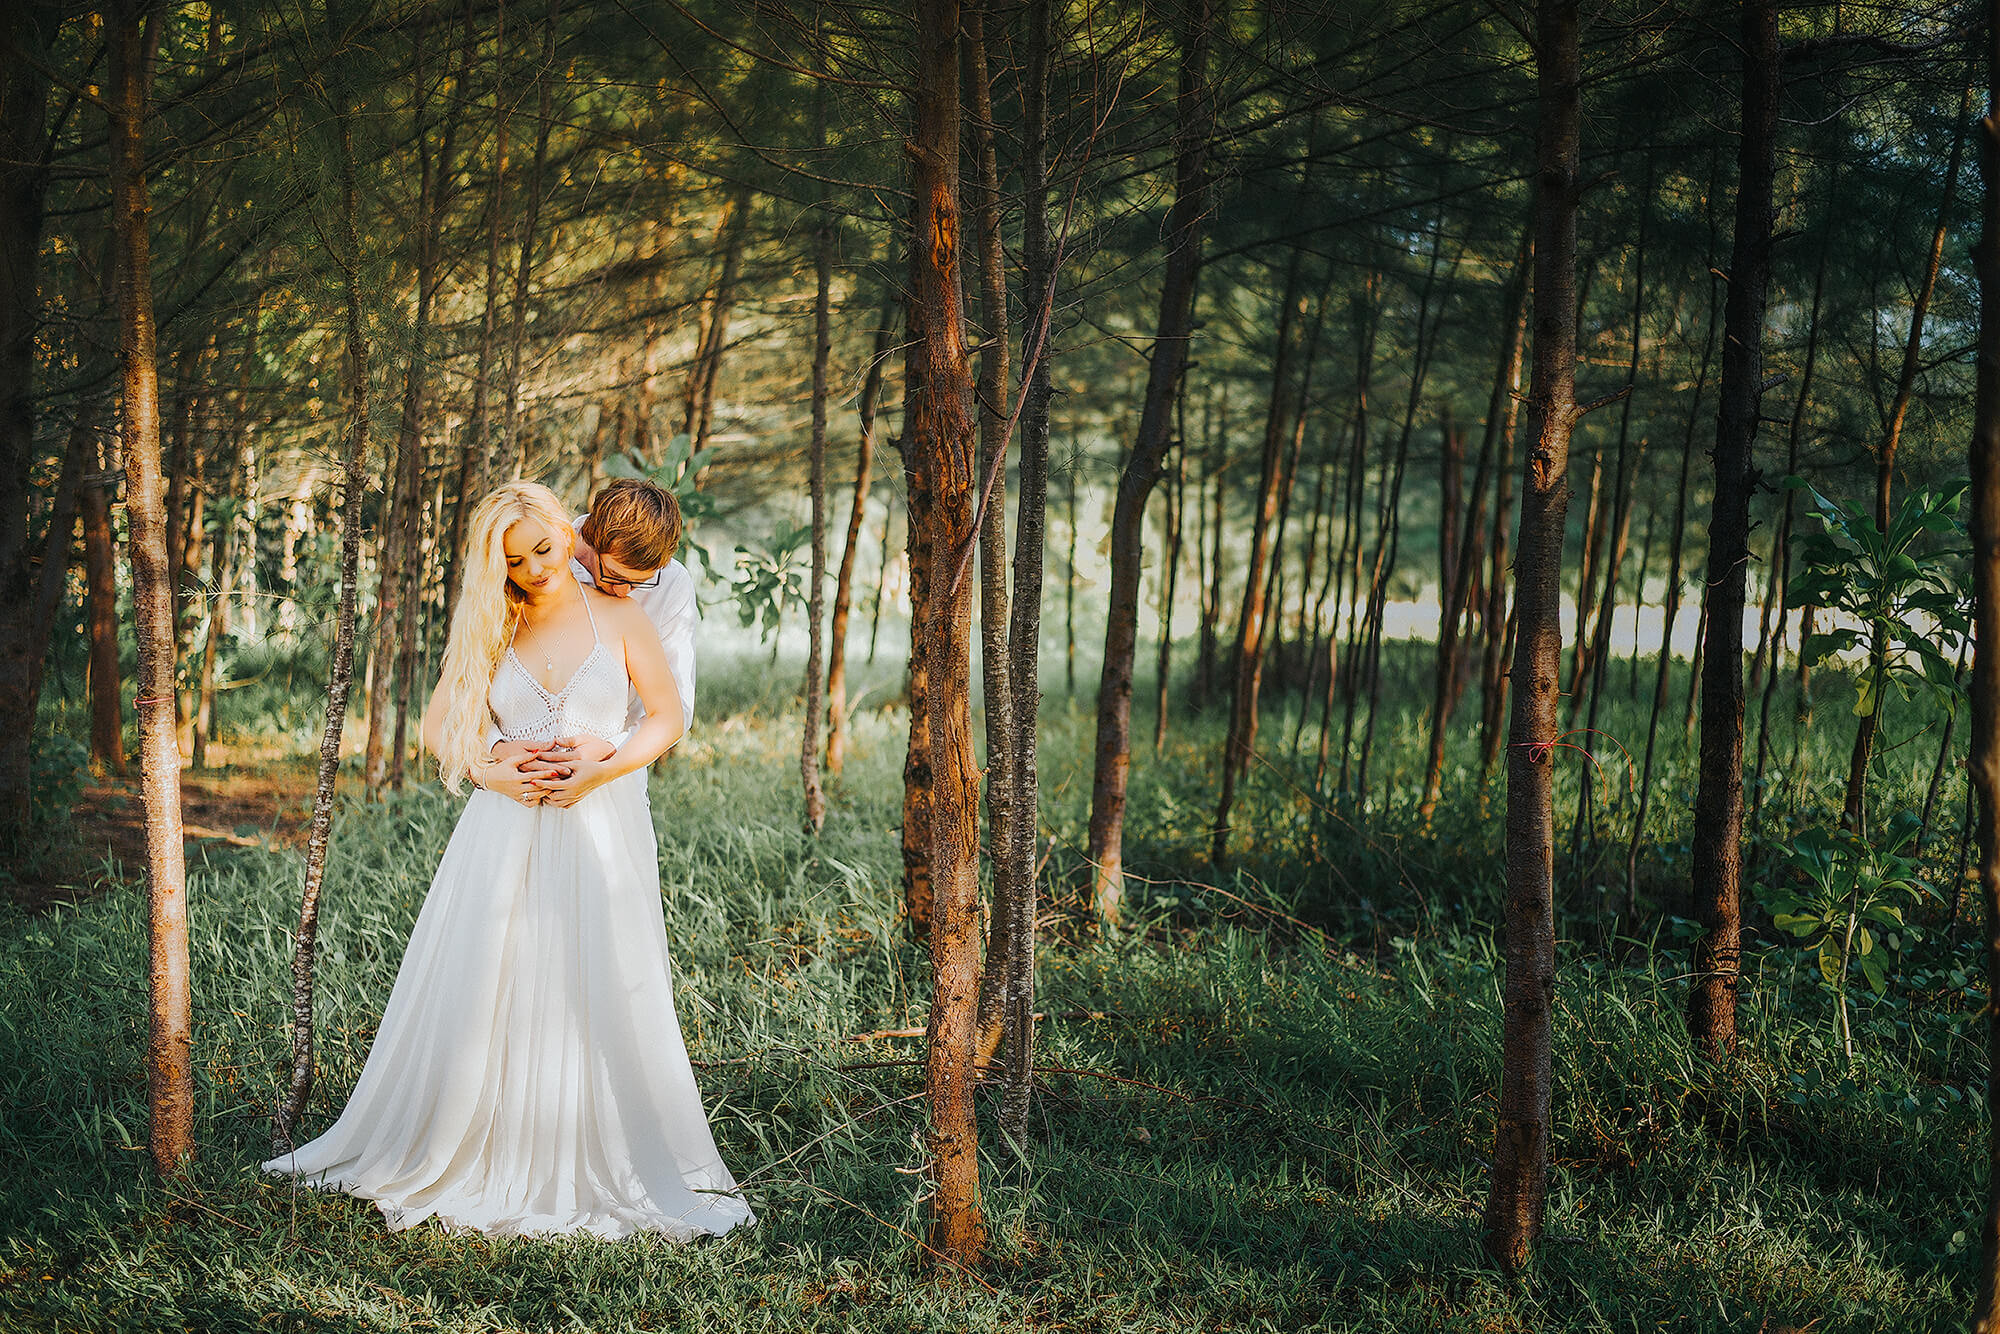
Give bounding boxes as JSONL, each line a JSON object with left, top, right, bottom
{"left": 596, "top": 565, "right": 662, "bottom": 591}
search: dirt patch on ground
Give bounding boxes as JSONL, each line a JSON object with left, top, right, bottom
{"left": 7, "top": 744, "right": 321, "bottom": 916}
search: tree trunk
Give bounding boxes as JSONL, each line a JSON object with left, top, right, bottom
{"left": 1846, "top": 82, "right": 1973, "bottom": 834}
{"left": 1965, "top": 27, "right": 2000, "bottom": 1325}
{"left": 801, "top": 98, "right": 832, "bottom": 835}
{"left": 966, "top": 0, "right": 1018, "bottom": 1072}
{"left": 906, "top": 0, "right": 986, "bottom": 1272}
{"left": 827, "top": 301, "right": 894, "bottom": 777}
{"left": 1425, "top": 233, "right": 1529, "bottom": 817}
{"left": 1752, "top": 230, "right": 1830, "bottom": 829}
{"left": 1155, "top": 441, "right": 1185, "bottom": 752}
{"left": 1210, "top": 246, "right": 1305, "bottom": 867}
{"left": 683, "top": 184, "right": 754, "bottom": 460}
{"left": 0, "top": 6, "right": 52, "bottom": 832}
{"left": 274, "top": 55, "right": 373, "bottom": 1149}
{"left": 1687, "top": 0, "right": 1777, "bottom": 1065}
{"left": 1086, "top": 0, "right": 1215, "bottom": 919}
{"left": 501, "top": 0, "right": 558, "bottom": 479}
{"left": 111, "top": 0, "right": 192, "bottom": 1175}
{"left": 1483, "top": 0, "right": 1578, "bottom": 1273}
{"left": 84, "top": 436, "right": 125, "bottom": 774}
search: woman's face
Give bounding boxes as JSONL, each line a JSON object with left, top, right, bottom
{"left": 503, "top": 516, "right": 569, "bottom": 597}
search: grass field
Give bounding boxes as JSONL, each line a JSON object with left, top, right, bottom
{"left": 1, "top": 629, "right": 1988, "bottom": 1332}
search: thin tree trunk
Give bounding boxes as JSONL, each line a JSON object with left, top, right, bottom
{"left": 1086, "top": 0, "right": 1212, "bottom": 910}
{"left": 907, "top": 0, "right": 986, "bottom": 1270}
{"left": 0, "top": 7, "right": 52, "bottom": 832}
{"left": 1483, "top": 0, "right": 1578, "bottom": 1272}
{"left": 1064, "top": 466, "right": 1077, "bottom": 693}
{"left": 1847, "top": 83, "right": 1973, "bottom": 834}
{"left": 1211, "top": 247, "right": 1305, "bottom": 866}
{"left": 274, "top": 52, "right": 371, "bottom": 1150}
{"left": 84, "top": 437, "right": 125, "bottom": 773}
{"left": 683, "top": 184, "right": 754, "bottom": 459}
{"left": 966, "top": 0, "right": 1019, "bottom": 1073}
{"left": 800, "top": 91, "right": 833, "bottom": 835}
{"left": 111, "top": 0, "right": 192, "bottom": 1175}
{"left": 1687, "top": 0, "right": 1777, "bottom": 1064}
{"left": 501, "top": 0, "right": 558, "bottom": 479}
{"left": 1752, "top": 228, "right": 1830, "bottom": 829}
{"left": 1966, "top": 24, "right": 2000, "bottom": 1321}
{"left": 869, "top": 502, "right": 892, "bottom": 663}
{"left": 1156, "top": 441, "right": 1185, "bottom": 752}
{"left": 827, "top": 301, "right": 894, "bottom": 776}
{"left": 1426, "top": 233, "right": 1529, "bottom": 816}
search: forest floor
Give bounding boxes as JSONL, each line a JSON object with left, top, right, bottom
{"left": 2, "top": 645, "right": 1985, "bottom": 1332}
{"left": 6, "top": 744, "right": 317, "bottom": 916}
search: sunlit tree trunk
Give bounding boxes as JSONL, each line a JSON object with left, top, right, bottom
{"left": 110, "top": 0, "right": 192, "bottom": 1176}
{"left": 827, "top": 302, "right": 893, "bottom": 777}
{"left": 906, "top": 0, "right": 986, "bottom": 1271}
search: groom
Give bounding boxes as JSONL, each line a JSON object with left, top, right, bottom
{"left": 487, "top": 478, "right": 696, "bottom": 806}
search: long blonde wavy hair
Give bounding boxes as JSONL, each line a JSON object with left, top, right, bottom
{"left": 429, "top": 481, "right": 576, "bottom": 792}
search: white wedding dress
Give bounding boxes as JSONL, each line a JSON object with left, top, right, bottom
{"left": 262, "top": 579, "right": 757, "bottom": 1242}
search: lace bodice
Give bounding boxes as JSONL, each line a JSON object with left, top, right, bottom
{"left": 488, "top": 575, "right": 629, "bottom": 744}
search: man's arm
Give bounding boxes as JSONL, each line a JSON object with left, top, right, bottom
{"left": 655, "top": 559, "right": 697, "bottom": 730}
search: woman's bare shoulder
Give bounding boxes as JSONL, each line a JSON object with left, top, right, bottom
{"left": 593, "top": 590, "right": 656, "bottom": 641}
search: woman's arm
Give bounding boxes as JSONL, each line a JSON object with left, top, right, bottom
{"left": 532, "top": 599, "right": 684, "bottom": 806}
{"left": 423, "top": 668, "right": 546, "bottom": 804}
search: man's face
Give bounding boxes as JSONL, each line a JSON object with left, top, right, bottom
{"left": 593, "top": 550, "right": 662, "bottom": 599}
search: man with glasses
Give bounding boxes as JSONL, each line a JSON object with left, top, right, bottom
{"left": 489, "top": 479, "right": 695, "bottom": 794}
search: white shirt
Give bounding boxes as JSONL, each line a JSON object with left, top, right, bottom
{"left": 567, "top": 514, "right": 697, "bottom": 733}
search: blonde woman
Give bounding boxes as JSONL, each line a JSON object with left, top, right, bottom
{"left": 262, "top": 481, "right": 756, "bottom": 1242}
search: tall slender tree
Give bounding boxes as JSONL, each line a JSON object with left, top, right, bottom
{"left": 109, "top": 0, "right": 193, "bottom": 1175}
{"left": 905, "top": 0, "right": 985, "bottom": 1271}
{"left": 1687, "top": 0, "right": 1778, "bottom": 1064}
{"left": 1484, "top": 0, "right": 1581, "bottom": 1273}
{"left": 1088, "top": 0, "right": 1214, "bottom": 920}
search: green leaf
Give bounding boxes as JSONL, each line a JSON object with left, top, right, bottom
{"left": 1818, "top": 935, "right": 1843, "bottom": 986}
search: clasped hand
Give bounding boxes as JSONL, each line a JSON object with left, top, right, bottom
{"left": 485, "top": 736, "right": 618, "bottom": 807}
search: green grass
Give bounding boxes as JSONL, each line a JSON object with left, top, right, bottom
{"left": 1, "top": 635, "right": 1988, "bottom": 1332}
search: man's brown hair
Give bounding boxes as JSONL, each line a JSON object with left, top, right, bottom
{"left": 580, "top": 478, "right": 682, "bottom": 571}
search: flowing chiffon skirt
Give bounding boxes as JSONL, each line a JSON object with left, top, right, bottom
{"left": 262, "top": 770, "right": 757, "bottom": 1242}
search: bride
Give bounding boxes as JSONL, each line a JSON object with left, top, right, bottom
{"left": 262, "top": 481, "right": 757, "bottom": 1242}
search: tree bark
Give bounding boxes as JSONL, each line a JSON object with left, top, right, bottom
{"left": 1211, "top": 246, "right": 1304, "bottom": 866}
{"left": 1086, "top": 0, "right": 1213, "bottom": 918}
{"left": 683, "top": 183, "right": 754, "bottom": 459}
{"left": 1483, "top": 0, "right": 1579, "bottom": 1273}
{"left": 1965, "top": 21, "right": 2000, "bottom": 1325}
{"left": 83, "top": 427, "right": 124, "bottom": 773}
{"left": 274, "top": 44, "right": 372, "bottom": 1151}
{"left": 0, "top": 3, "right": 52, "bottom": 832}
{"left": 801, "top": 92, "right": 832, "bottom": 835}
{"left": 111, "top": 0, "right": 192, "bottom": 1176}
{"left": 1845, "top": 81, "right": 1973, "bottom": 834}
{"left": 966, "top": 0, "right": 1018, "bottom": 1075}
{"left": 906, "top": 0, "right": 986, "bottom": 1272}
{"left": 1687, "top": 0, "right": 1777, "bottom": 1065}
{"left": 827, "top": 301, "right": 894, "bottom": 777}
{"left": 501, "top": 0, "right": 558, "bottom": 479}
{"left": 1424, "top": 232, "right": 1529, "bottom": 818}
